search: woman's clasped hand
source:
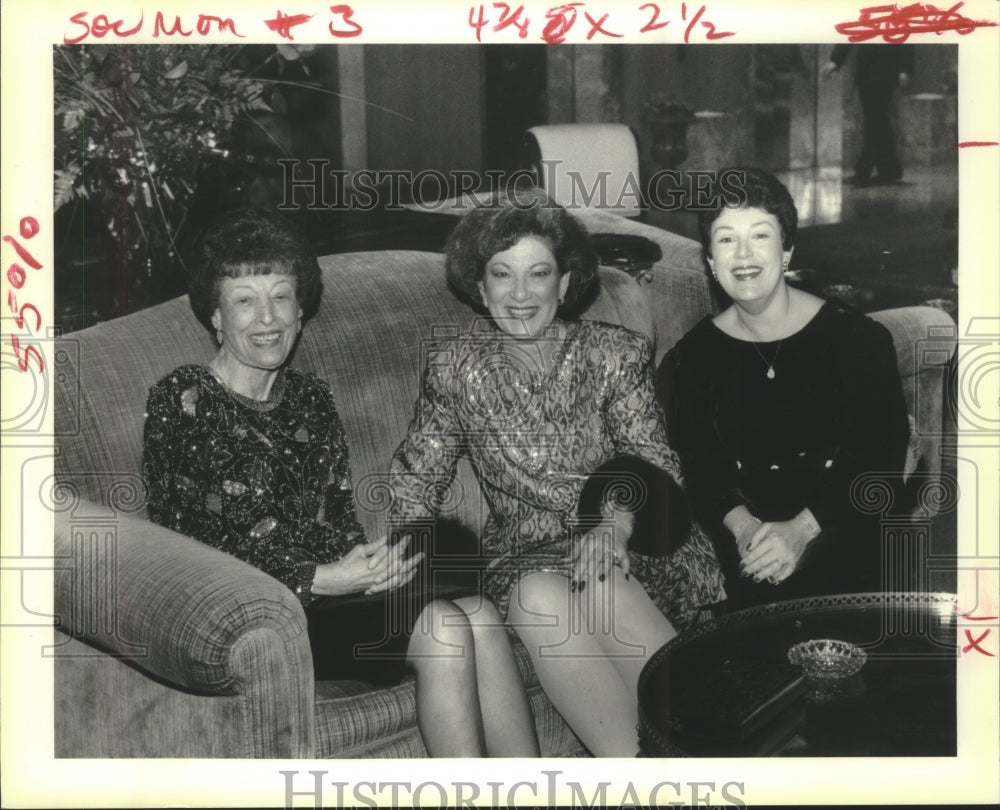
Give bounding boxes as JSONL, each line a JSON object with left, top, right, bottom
{"left": 312, "top": 534, "right": 425, "bottom": 596}
{"left": 737, "top": 517, "right": 813, "bottom": 585}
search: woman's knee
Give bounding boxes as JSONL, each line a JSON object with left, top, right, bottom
{"left": 506, "top": 572, "right": 571, "bottom": 627}
{"left": 408, "top": 599, "right": 474, "bottom": 660}
{"left": 453, "top": 594, "right": 503, "bottom": 627}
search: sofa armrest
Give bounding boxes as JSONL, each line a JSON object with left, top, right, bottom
{"left": 868, "top": 306, "right": 957, "bottom": 483}
{"left": 572, "top": 210, "right": 714, "bottom": 361}
{"left": 53, "top": 498, "right": 311, "bottom": 695}
{"left": 573, "top": 209, "right": 705, "bottom": 271}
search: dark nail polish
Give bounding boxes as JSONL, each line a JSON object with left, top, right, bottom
{"left": 578, "top": 580, "right": 586, "bottom": 593}
{"left": 598, "top": 573, "right": 606, "bottom": 583}
{"left": 571, "top": 580, "right": 578, "bottom": 592}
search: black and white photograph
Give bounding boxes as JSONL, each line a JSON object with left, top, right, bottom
{"left": 2, "top": 1, "right": 998, "bottom": 807}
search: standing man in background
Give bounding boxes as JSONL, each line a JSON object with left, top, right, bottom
{"left": 822, "top": 44, "right": 916, "bottom": 186}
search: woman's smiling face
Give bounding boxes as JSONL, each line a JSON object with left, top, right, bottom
{"left": 477, "top": 235, "right": 570, "bottom": 340}
{"left": 707, "top": 207, "right": 793, "bottom": 307}
{"left": 211, "top": 272, "right": 302, "bottom": 373}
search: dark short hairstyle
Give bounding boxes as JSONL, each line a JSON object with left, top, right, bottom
{"left": 443, "top": 189, "right": 599, "bottom": 316}
{"left": 697, "top": 166, "right": 798, "bottom": 257}
{"left": 186, "top": 207, "right": 323, "bottom": 331}
{"left": 575, "top": 456, "right": 691, "bottom": 558}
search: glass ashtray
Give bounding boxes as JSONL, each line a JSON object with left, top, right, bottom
{"left": 787, "top": 639, "right": 868, "bottom": 680}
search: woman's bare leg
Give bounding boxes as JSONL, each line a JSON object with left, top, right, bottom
{"left": 453, "top": 595, "right": 541, "bottom": 757}
{"left": 584, "top": 566, "right": 676, "bottom": 700}
{"left": 506, "top": 571, "right": 669, "bottom": 756}
{"left": 407, "top": 599, "right": 486, "bottom": 757}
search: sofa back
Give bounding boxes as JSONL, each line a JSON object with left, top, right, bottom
{"left": 54, "top": 228, "right": 710, "bottom": 537}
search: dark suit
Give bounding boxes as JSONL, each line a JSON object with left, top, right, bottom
{"left": 831, "top": 44, "right": 916, "bottom": 182}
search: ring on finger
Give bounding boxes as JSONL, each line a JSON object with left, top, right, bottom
{"left": 767, "top": 561, "right": 789, "bottom": 585}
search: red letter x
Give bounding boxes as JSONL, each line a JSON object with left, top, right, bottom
{"left": 584, "top": 11, "right": 622, "bottom": 40}
{"left": 962, "top": 628, "right": 995, "bottom": 656}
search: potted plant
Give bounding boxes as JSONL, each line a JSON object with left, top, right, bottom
{"left": 53, "top": 43, "right": 314, "bottom": 319}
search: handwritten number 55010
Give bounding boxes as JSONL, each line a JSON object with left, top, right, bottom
{"left": 5, "top": 216, "right": 45, "bottom": 375}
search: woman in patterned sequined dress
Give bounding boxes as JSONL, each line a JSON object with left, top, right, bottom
{"left": 389, "top": 193, "right": 724, "bottom": 756}
{"left": 142, "top": 208, "right": 539, "bottom": 757}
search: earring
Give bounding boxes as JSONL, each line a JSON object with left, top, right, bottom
{"left": 782, "top": 261, "right": 789, "bottom": 271}
{"left": 216, "top": 329, "right": 223, "bottom": 345}
{"left": 558, "top": 294, "right": 565, "bottom": 304}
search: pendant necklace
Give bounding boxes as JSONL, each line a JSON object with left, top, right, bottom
{"left": 736, "top": 312, "right": 782, "bottom": 380}
{"left": 757, "top": 342, "right": 781, "bottom": 379}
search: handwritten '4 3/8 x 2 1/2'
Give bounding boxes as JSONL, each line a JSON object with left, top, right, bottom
{"left": 468, "top": 2, "right": 735, "bottom": 43}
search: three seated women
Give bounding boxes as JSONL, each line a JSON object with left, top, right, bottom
{"left": 142, "top": 167, "right": 910, "bottom": 757}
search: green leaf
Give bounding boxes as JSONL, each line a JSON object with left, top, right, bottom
{"left": 164, "top": 61, "right": 189, "bottom": 80}
{"left": 54, "top": 167, "right": 82, "bottom": 210}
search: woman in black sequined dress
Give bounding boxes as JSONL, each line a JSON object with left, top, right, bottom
{"left": 142, "top": 208, "right": 539, "bottom": 757}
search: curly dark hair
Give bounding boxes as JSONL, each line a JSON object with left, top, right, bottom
{"left": 443, "top": 190, "right": 599, "bottom": 315}
{"left": 186, "top": 207, "right": 323, "bottom": 331}
{"left": 697, "top": 167, "right": 798, "bottom": 257}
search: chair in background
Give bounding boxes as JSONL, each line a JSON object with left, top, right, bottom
{"left": 523, "top": 123, "right": 643, "bottom": 218}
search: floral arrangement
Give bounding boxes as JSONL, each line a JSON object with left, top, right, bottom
{"left": 54, "top": 44, "right": 311, "bottom": 278}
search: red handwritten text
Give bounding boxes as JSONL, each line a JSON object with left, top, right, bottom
{"left": 264, "top": 10, "right": 314, "bottom": 40}
{"left": 328, "top": 4, "right": 364, "bottom": 37}
{"left": 542, "top": 3, "right": 582, "bottom": 43}
{"left": 958, "top": 140, "right": 999, "bottom": 148}
{"left": 64, "top": 12, "right": 142, "bottom": 43}
{"left": 955, "top": 605, "right": 998, "bottom": 657}
{"left": 584, "top": 11, "right": 623, "bottom": 40}
{"left": 64, "top": 11, "right": 244, "bottom": 43}
{"left": 639, "top": 3, "right": 670, "bottom": 32}
{"left": 471, "top": 1, "right": 734, "bottom": 42}
{"left": 835, "top": 2, "right": 998, "bottom": 43}
{"left": 680, "top": 2, "right": 734, "bottom": 42}
{"left": 5, "top": 216, "right": 45, "bottom": 375}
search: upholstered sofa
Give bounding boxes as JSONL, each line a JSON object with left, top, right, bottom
{"left": 51, "top": 209, "right": 956, "bottom": 758}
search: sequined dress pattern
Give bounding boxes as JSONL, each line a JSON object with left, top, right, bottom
{"left": 143, "top": 365, "right": 366, "bottom": 605}
{"left": 390, "top": 319, "right": 725, "bottom": 626}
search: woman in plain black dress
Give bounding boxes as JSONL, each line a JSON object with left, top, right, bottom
{"left": 657, "top": 168, "right": 911, "bottom": 609}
